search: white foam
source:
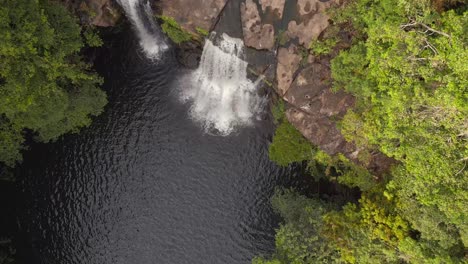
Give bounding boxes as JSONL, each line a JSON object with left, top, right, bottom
{"left": 117, "top": 0, "right": 167, "bottom": 59}
{"left": 181, "top": 33, "right": 265, "bottom": 135}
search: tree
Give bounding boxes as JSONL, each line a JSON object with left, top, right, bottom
{"left": 0, "top": 0, "right": 107, "bottom": 166}
{"left": 255, "top": 189, "right": 340, "bottom": 264}
{"left": 268, "top": 101, "right": 316, "bottom": 167}
{"left": 330, "top": 0, "right": 467, "bottom": 260}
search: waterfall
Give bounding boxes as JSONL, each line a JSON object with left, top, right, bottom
{"left": 117, "top": 0, "right": 167, "bottom": 58}
{"left": 181, "top": 33, "right": 265, "bottom": 135}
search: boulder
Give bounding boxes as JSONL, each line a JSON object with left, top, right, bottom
{"left": 240, "top": 0, "right": 275, "bottom": 50}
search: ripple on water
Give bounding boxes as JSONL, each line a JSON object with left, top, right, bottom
{"left": 18, "top": 29, "right": 302, "bottom": 264}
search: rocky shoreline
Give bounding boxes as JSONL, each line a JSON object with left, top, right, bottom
{"left": 78, "top": 0, "right": 394, "bottom": 175}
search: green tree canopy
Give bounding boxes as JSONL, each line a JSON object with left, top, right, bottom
{"left": 0, "top": 0, "right": 107, "bottom": 166}
{"left": 331, "top": 0, "right": 467, "bottom": 256}
{"left": 262, "top": 0, "right": 467, "bottom": 263}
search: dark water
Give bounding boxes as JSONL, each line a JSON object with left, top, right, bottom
{"left": 16, "top": 29, "right": 304, "bottom": 264}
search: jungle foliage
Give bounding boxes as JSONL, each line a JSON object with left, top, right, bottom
{"left": 263, "top": 0, "right": 467, "bottom": 263}
{"left": 0, "top": 0, "right": 107, "bottom": 166}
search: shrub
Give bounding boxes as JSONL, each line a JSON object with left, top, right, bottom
{"left": 159, "top": 16, "right": 193, "bottom": 44}
{"left": 269, "top": 121, "right": 316, "bottom": 166}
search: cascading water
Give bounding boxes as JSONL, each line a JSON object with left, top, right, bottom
{"left": 117, "top": 0, "right": 167, "bottom": 58}
{"left": 181, "top": 33, "right": 265, "bottom": 135}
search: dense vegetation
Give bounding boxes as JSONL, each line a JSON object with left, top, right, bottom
{"left": 159, "top": 16, "right": 208, "bottom": 44}
{"left": 0, "top": 0, "right": 107, "bottom": 167}
{"left": 262, "top": 0, "right": 467, "bottom": 263}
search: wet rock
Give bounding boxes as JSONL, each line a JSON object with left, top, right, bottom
{"left": 159, "top": 0, "right": 228, "bottom": 34}
{"left": 79, "top": 0, "right": 121, "bottom": 27}
{"left": 176, "top": 41, "right": 203, "bottom": 69}
{"left": 240, "top": 0, "right": 275, "bottom": 50}
{"left": 259, "top": 0, "right": 286, "bottom": 18}
{"left": 276, "top": 45, "right": 301, "bottom": 96}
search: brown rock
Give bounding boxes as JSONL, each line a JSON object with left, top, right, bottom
{"left": 240, "top": 0, "right": 275, "bottom": 50}
{"left": 297, "top": 0, "right": 331, "bottom": 16}
{"left": 320, "top": 89, "right": 355, "bottom": 117}
{"left": 276, "top": 45, "right": 301, "bottom": 96}
{"left": 287, "top": 12, "right": 330, "bottom": 45}
{"left": 285, "top": 62, "right": 354, "bottom": 117}
{"left": 159, "top": 0, "right": 228, "bottom": 34}
{"left": 285, "top": 0, "right": 338, "bottom": 45}
{"left": 284, "top": 63, "right": 328, "bottom": 111}
{"left": 259, "top": 0, "right": 286, "bottom": 18}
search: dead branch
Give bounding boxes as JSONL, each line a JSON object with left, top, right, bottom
{"left": 400, "top": 20, "right": 451, "bottom": 38}
{"left": 418, "top": 23, "right": 451, "bottom": 38}
{"left": 423, "top": 39, "right": 438, "bottom": 54}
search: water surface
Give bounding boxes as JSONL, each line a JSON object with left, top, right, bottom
{"left": 17, "top": 29, "right": 303, "bottom": 264}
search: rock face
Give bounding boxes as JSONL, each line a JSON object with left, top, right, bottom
{"left": 78, "top": 0, "right": 121, "bottom": 27}
{"left": 159, "top": 0, "right": 228, "bottom": 34}
{"left": 287, "top": 0, "right": 336, "bottom": 45}
{"left": 240, "top": 0, "right": 275, "bottom": 50}
{"left": 276, "top": 45, "right": 301, "bottom": 96}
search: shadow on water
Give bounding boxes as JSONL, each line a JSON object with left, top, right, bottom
{"left": 15, "top": 26, "right": 309, "bottom": 264}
